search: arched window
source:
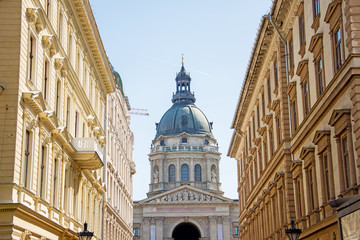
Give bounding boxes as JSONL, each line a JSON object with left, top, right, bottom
{"left": 181, "top": 164, "right": 189, "bottom": 181}
{"left": 169, "top": 165, "right": 175, "bottom": 182}
{"left": 194, "top": 164, "right": 202, "bottom": 181}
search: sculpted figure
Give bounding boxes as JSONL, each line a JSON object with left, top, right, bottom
{"left": 153, "top": 168, "right": 159, "bottom": 183}
{"left": 177, "top": 192, "right": 183, "bottom": 201}
{"left": 183, "top": 190, "right": 189, "bottom": 200}
{"left": 211, "top": 168, "right": 217, "bottom": 182}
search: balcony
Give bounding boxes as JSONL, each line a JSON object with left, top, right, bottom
{"left": 71, "top": 138, "right": 104, "bottom": 170}
{"left": 150, "top": 145, "right": 219, "bottom": 153}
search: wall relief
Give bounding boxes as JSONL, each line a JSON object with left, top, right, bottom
{"left": 148, "top": 190, "right": 222, "bottom": 203}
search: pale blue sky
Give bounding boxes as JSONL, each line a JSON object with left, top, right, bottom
{"left": 90, "top": 0, "right": 272, "bottom": 200}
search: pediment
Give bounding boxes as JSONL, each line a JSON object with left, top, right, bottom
{"left": 139, "top": 185, "right": 234, "bottom": 205}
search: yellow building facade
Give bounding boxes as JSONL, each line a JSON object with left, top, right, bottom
{"left": 228, "top": 0, "right": 360, "bottom": 239}
{"left": 0, "top": 0, "right": 115, "bottom": 239}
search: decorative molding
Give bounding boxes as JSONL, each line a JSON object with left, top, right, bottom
{"left": 41, "top": 35, "right": 59, "bottom": 57}
{"left": 25, "top": 8, "right": 46, "bottom": 33}
{"left": 148, "top": 189, "right": 224, "bottom": 204}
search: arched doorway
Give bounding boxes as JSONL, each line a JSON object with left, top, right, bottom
{"left": 172, "top": 222, "right": 201, "bottom": 240}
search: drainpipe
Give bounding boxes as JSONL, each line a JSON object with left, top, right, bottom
{"left": 265, "top": 14, "right": 293, "bottom": 138}
{"left": 264, "top": 14, "right": 294, "bottom": 162}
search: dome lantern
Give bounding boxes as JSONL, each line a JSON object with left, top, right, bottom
{"left": 172, "top": 58, "right": 195, "bottom": 104}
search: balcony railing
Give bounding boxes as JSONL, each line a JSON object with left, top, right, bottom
{"left": 71, "top": 138, "right": 104, "bottom": 170}
{"left": 150, "top": 145, "right": 218, "bottom": 153}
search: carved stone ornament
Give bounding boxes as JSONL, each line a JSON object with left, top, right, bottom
{"left": 29, "top": 116, "right": 39, "bottom": 130}
{"left": 53, "top": 144, "right": 62, "bottom": 160}
{"left": 21, "top": 230, "right": 32, "bottom": 240}
{"left": 42, "top": 35, "right": 58, "bottom": 57}
{"left": 40, "top": 129, "right": 51, "bottom": 145}
{"left": 54, "top": 57, "right": 65, "bottom": 71}
{"left": 26, "top": 8, "right": 46, "bottom": 33}
{"left": 24, "top": 111, "right": 37, "bottom": 130}
{"left": 148, "top": 190, "right": 223, "bottom": 203}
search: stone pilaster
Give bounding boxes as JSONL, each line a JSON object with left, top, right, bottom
{"left": 209, "top": 216, "right": 217, "bottom": 240}
{"left": 344, "top": 0, "right": 360, "bottom": 53}
{"left": 155, "top": 217, "right": 164, "bottom": 240}
{"left": 143, "top": 217, "right": 150, "bottom": 240}
{"left": 222, "top": 216, "right": 230, "bottom": 240}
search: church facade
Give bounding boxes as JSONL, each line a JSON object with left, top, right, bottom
{"left": 133, "top": 63, "right": 239, "bottom": 240}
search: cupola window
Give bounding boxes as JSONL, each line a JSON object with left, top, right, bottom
{"left": 195, "top": 164, "right": 202, "bottom": 181}
{"left": 181, "top": 164, "right": 189, "bottom": 181}
{"left": 160, "top": 140, "right": 165, "bottom": 146}
{"left": 204, "top": 139, "right": 209, "bottom": 145}
{"left": 182, "top": 137, "right": 187, "bottom": 143}
{"left": 169, "top": 165, "right": 176, "bottom": 182}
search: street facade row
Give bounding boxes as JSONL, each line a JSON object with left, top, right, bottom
{"left": 0, "top": 0, "right": 135, "bottom": 239}
{"left": 229, "top": 0, "right": 360, "bottom": 239}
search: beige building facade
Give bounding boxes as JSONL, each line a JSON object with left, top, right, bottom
{"left": 103, "top": 68, "right": 135, "bottom": 240}
{"left": 228, "top": 0, "right": 360, "bottom": 239}
{"left": 0, "top": 0, "right": 115, "bottom": 239}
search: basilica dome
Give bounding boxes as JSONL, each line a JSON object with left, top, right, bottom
{"left": 154, "top": 62, "right": 213, "bottom": 139}
{"left": 155, "top": 102, "right": 213, "bottom": 139}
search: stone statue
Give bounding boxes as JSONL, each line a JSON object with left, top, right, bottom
{"left": 182, "top": 190, "right": 189, "bottom": 200}
{"left": 153, "top": 167, "right": 159, "bottom": 183}
{"left": 211, "top": 168, "right": 217, "bottom": 182}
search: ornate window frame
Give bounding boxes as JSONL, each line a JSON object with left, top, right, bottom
{"left": 290, "top": 160, "right": 306, "bottom": 222}
{"left": 311, "top": 0, "right": 321, "bottom": 31}
{"left": 313, "top": 130, "right": 335, "bottom": 217}
{"left": 286, "top": 29, "right": 295, "bottom": 77}
{"left": 300, "top": 147, "right": 320, "bottom": 225}
{"left": 329, "top": 109, "right": 357, "bottom": 196}
{"left": 309, "top": 33, "right": 325, "bottom": 99}
{"left": 324, "top": 0, "right": 345, "bottom": 74}
{"left": 287, "top": 81, "right": 299, "bottom": 133}
{"left": 296, "top": 2, "right": 306, "bottom": 58}
{"left": 296, "top": 60, "right": 310, "bottom": 117}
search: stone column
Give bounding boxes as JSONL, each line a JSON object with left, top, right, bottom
{"left": 209, "top": 216, "right": 217, "bottom": 240}
{"left": 143, "top": 217, "right": 150, "bottom": 240}
{"left": 217, "top": 217, "right": 223, "bottom": 240}
{"left": 150, "top": 218, "right": 156, "bottom": 240}
{"left": 155, "top": 217, "right": 164, "bottom": 240}
{"left": 222, "top": 216, "right": 230, "bottom": 240}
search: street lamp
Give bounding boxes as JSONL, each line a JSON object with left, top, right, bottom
{"left": 285, "top": 219, "right": 302, "bottom": 240}
{"left": 79, "top": 222, "right": 93, "bottom": 240}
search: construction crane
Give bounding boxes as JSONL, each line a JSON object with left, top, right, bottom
{"left": 129, "top": 108, "right": 149, "bottom": 116}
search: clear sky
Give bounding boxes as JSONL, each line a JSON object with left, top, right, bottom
{"left": 90, "top": 0, "right": 272, "bottom": 200}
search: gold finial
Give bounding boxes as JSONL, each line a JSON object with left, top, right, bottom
{"left": 182, "top": 54, "right": 184, "bottom": 66}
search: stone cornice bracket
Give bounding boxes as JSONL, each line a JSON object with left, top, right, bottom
{"left": 99, "top": 135, "right": 105, "bottom": 147}
{"left": 25, "top": 8, "right": 46, "bottom": 34}
{"left": 130, "top": 162, "right": 136, "bottom": 175}
{"left": 87, "top": 115, "right": 95, "bottom": 129}
{"left": 54, "top": 57, "right": 68, "bottom": 78}
{"left": 42, "top": 35, "right": 59, "bottom": 57}
{"left": 54, "top": 57, "right": 65, "bottom": 71}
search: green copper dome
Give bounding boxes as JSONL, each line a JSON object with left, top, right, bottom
{"left": 155, "top": 102, "right": 213, "bottom": 139}
{"left": 155, "top": 64, "right": 213, "bottom": 139}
